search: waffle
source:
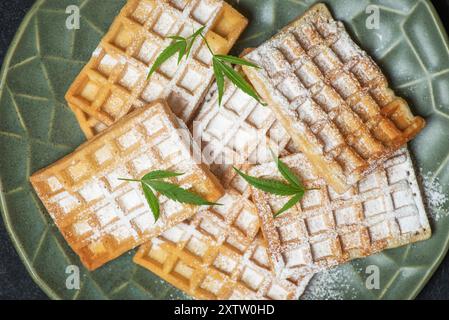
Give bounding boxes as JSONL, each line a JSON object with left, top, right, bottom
{"left": 249, "top": 148, "right": 431, "bottom": 277}
{"left": 134, "top": 190, "right": 312, "bottom": 300}
{"left": 192, "top": 78, "right": 291, "bottom": 182}
{"left": 242, "top": 4, "right": 425, "bottom": 194}
{"left": 66, "top": 0, "right": 248, "bottom": 137}
{"left": 71, "top": 103, "right": 108, "bottom": 138}
{"left": 30, "top": 100, "right": 224, "bottom": 270}
{"left": 191, "top": 70, "right": 302, "bottom": 199}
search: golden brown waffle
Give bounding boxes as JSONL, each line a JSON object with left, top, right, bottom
{"left": 134, "top": 190, "right": 312, "bottom": 300}
{"left": 249, "top": 148, "right": 431, "bottom": 277}
{"left": 71, "top": 103, "right": 108, "bottom": 138}
{"left": 132, "top": 82, "right": 312, "bottom": 300}
{"left": 30, "top": 100, "right": 224, "bottom": 270}
{"left": 192, "top": 76, "right": 430, "bottom": 291}
{"left": 242, "top": 4, "right": 425, "bottom": 194}
{"left": 66, "top": 0, "right": 247, "bottom": 137}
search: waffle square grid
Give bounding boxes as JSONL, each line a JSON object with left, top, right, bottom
{"left": 134, "top": 189, "right": 312, "bottom": 300}
{"left": 30, "top": 101, "right": 224, "bottom": 270}
{"left": 249, "top": 148, "right": 431, "bottom": 278}
{"left": 192, "top": 78, "right": 291, "bottom": 181}
{"left": 66, "top": 0, "right": 247, "bottom": 138}
{"left": 243, "top": 4, "right": 425, "bottom": 194}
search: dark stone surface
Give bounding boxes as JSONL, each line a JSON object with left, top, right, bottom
{"left": 0, "top": 0, "right": 448, "bottom": 300}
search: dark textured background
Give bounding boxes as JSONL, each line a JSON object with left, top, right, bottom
{"left": 0, "top": 0, "right": 448, "bottom": 300}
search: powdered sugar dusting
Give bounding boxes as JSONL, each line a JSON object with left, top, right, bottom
{"left": 420, "top": 170, "right": 448, "bottom": 222}
{"left": 302, "top": 265, "right": 358, "bottom": 300}
{"left": 243, "top": 3, "right": 423, "bottom": 194}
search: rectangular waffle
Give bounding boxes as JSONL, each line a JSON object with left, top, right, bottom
{"left": 242, "top": 4, "right": 425, "bottom": 194}
{"left": 30, "top": 100, "right": 224, "bottom": 270}
{"left": 134, "top": 190, "right": 312, "bottom": 300}
{"left": 66, "top": 0, "right": 248, "bottom": 137}
{"left": 249, "top": 148, "right": 431, "bottom": 277}
{"left": 194, "top": 81, "right": 430, "bottom": 288}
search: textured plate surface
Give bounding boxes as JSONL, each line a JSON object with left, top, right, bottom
{"left": 0, "top": 0, "right": 448, "bottom": 299}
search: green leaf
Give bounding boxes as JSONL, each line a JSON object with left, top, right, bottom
{"left": 274, "top": 193, "right": 303, "bottom": 217}
{"left": 271, "top": 151, "right": 303, "bottom": 190}
{"left": 148, "top": 41, "right": 185, "bottom": 79}
{"left": 186, "top": 26, "right": 205, "bottom": 58}
{"left": 188, "top": 26, "right": 206, "bottom": 40}
{"left": 177, "top": 41, "right": 187, "bottom": 64}
{"left": 168, "top": 35, "right": 185, "bottom": 41}
{"left": 142, "top": 170, "right": 184, "bottom": 181}
{"left": 213, "top": 58, "right": 225, "bottom": 106}
{"left": 215, "top": 55, "right": 261, "bottom": 69}
{"left": 233, "top": 167, "right": 300, "bottom": 196}
{"left": 145, "top": 180, "right": 219, "bottom": 206}
{"left": 141, "top": 182, "right": 160, "bottom": 222}
{"left": 217, "top": 60, "right": 265, "bottom": 105}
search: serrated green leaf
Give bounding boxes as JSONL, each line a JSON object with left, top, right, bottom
{"left": 142, "top": 170, "right": 184, "bottom": 181}
{"left": 145, "top": 180, "right": 219, "bottom": 206}
{"left": 217, "top": 60, "right": 265, "bottom": 105}
{"left": 233, "top": 167, "right": 300, "bottom": 196}
{"left": 213, "top": 58, "right": 225, "bottom": 106}
{"left": 274, "top": 193, "right": 303, "bottom": 217}
{"left": 271, "top": 150, "right": 303, "bottom": 190}
{"left": 215, "top": 55, "right": 261, "bottom": 69}
{"left": 148, "top": 41, "right": 185, "bottom": 79}
{"left": 142, "top": 182, "right": 160, "bottom": 222}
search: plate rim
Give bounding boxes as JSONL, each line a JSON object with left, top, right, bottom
{"left": 0, "top": 0, "right": 448, "bottom": 300}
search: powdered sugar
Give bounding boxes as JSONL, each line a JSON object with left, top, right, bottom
{"left": 302, "top": 265, "right": 358, "bottom": 300}
{"left": 301, "top": 169, "right": 447, "bottom": 300}
{"left": 420, "top": 170, "right": 448, "bottom": 222}
{"left": 243, "top": 3, "right": 424, "bottom": 194}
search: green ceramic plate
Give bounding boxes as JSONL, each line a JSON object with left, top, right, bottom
{"left": 1, "top": 0, "right": 448, "bottom": 300}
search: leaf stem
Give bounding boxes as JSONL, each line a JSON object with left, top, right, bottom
{"left": 200, "top": 33, "right": 214, "bottom": 56}
{"left": 118, "top": 178, "right": 142, "bottom": 183}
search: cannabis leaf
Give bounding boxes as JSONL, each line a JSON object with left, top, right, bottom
{"left": 147, "top": 26, "right": 205, "bottom": 79}
{"left": 143, "top": 180, "right": 218, "bottom": 206}
{"left": 234, "top": 153, "right": 310, "bottom": 218}
{"left": 142, "top": 170, "right": 184, "bottom": 181}
{"left": 141, "top": 183, "right": 160, "bottom": 221}
{"left": 148, "top": 28, "right": 265, "bottom": 106}
{"left": 233, "top": 168, "right": 300, "bottom": 196}
{"left": 119, "top": 169, "right": 219, "bottom": 222}
{"left": 212, "top": 56, "right": 266, "bottom": 106}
